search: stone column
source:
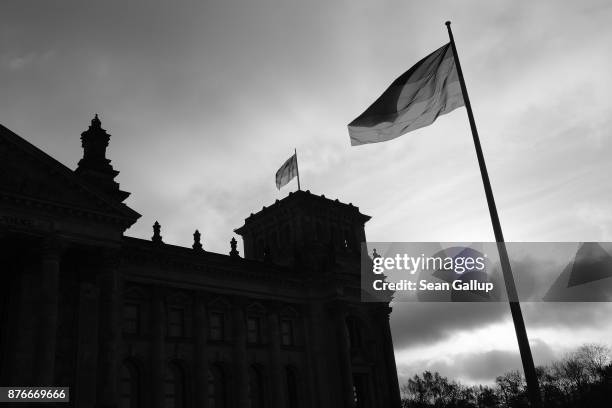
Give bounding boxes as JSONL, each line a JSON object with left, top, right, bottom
{"left": 96, "top": 250, "right": 121, "bottom": 408}
{"left": 333, "top": 303, "right": 355, "bottom": 408}
{"left": 10, "top": 258, "right": 38, "bottom": 385}
{"left": 267, "top": 306, "right": 283, "bottom": 408}
{"left": 232, "top": 299, "right": 249, "bottom": 407}
{"left": 75, "top": 282, "right": 100, "bottom": 408}
{"left": 36, "top": 237, "right": 62, "bottom": 385}
{"left": 150, "top": 291, "right": 166, "bottom": 408}
{"left": 194, "top": 297, "right": 209, "bottom": 408}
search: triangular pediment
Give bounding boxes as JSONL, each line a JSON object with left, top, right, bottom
{"left": 0, "top": 123, "right": 140, "bottom": 229}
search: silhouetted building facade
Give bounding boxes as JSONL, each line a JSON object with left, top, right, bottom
{"left": 0, "top": 116, "right": 401, "bottom": 408}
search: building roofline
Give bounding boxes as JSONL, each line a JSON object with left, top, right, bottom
{"left": 234, "top": 189, "right": 371, "bottom": 235}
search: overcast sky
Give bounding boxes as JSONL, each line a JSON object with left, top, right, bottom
{"left": 2, "top": 0, "right": 612, "bottom": 385}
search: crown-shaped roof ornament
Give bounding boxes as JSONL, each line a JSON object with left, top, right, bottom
{"left": 91, "top": 113, "right": 102, "bottom": 129}
{"left": 75, "top": 113, "right": 130, "bottom": 202}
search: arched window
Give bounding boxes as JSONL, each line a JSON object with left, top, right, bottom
{"left": 286, "top": 366, "right": 299, "bottom": 408}
{"left": 246, "top": 303, "right": 266, "bottom": 344}
{"left": 209, "top": 311, "right": 225, "bottom": 341}
{"left": 247, "top": 315, "right": 262, "bottom": 344}
{"left": 163, "top": 362, "right": 185, "bottom": 408}
{"left": 247, "top": 365, "right": 265, "bottom": 408}
{"left": 123, "top": 302, "right": 141, "bottom": 335}
{"left": 280, "top": 306, "right": 300, "bottom": 347}
{"left": 208, "top": 297, "right": 231, "bottom": 342}
{"left": 280, "top": 318, "right": 294, "bottom": 346}
{"left": 208, "top": 365, "right": 226, "bottom": 408}
{"left": 120, "top": 360, "right": 140, "bottom": 408}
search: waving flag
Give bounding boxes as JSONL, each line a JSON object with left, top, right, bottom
{"left": 348, "top": 43, "right": 464, "bottom": 146}
{"left": 275, "top": 152, "right": 300, "bottom": 190}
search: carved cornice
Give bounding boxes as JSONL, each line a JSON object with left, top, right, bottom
{"left": 0, "top": 191, "right": 136, "bottom": 228}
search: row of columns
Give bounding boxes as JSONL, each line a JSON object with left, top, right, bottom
{"left": 9, "top": 237, "right": 121, "bottom": 408}
{"left": 19, "top": 236, "right": 400, "bottom": 408}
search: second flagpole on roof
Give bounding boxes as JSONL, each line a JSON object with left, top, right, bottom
{"left": 295, "top": 148, "right": 301, "bottom": 191}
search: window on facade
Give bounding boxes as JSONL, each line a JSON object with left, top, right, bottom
{"left": 208, "top": 365, "right": 226, "bottom": 408}
{"left": 346, "top": 318, "right": 363, "bottom": 349}
{"left": 167, "top": 307, "right": 185, "bottom": 338}
{"left": 280, "top": 319, "right": 294, "bottom": 346}
{"left": 209, "top": 312, "right": 224, "bottom": 341}
{"left": 120, "top": 362, "right": 139, "bottom": 408}
{"left": 247, "top": 316, "right": 262, "bottom": 344}
{"left": 124, "top": 303, "right": 140, "bottom": 335}
{"left": 163, "top": 363, "right": 185, "bottom": 408}
{"left": 286, "top": 367, "right": 299, "bottom": 408}
{"left": 283, "top": 225, "right": 291, "bottom": 247}
{"left": 248, "top": 366, "right": 265, "bottom": 408}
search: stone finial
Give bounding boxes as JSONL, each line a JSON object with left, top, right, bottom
{"left": 91, "top": 113, "right": 101, "bottom": 129}
{"left": 193, "top": 229, "right": 203, "bottom": 251}
{"left": 75, "top": 113, "right": 131, "bottom": 202}
{"left": 229, "top": 237, "right": 239, "bottom": 257}
{"left": 152, "top": 221, "right": 163, "bottom": 243}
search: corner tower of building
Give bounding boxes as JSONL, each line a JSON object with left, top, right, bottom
{"left": 234, "top": 190, "right": 370, "bottom": 265}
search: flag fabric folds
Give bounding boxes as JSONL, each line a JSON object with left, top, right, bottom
{"left": 348, "top": 43, "right": 464, "bottom": 146}
{"left": 275, "top": 153, "right": 298, "bottom": 189}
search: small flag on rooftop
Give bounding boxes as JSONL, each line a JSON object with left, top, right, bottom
{"left": 275, "top": 150, "right": 301, "bottom": 190}
{"left": 348, "top": 43, "right": 464, "bottom": 146}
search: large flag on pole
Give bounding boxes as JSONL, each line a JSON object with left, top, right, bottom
{"left": 348, "top": 43, "right": 464, "bottom": 146}
{"left": 275, "top": 152, "right": 299, "bottom": 190}
{"left": 346, "top": 21, "right": 543, "bottom": 407}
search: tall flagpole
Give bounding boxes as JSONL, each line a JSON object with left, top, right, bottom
{"left": 445, "top": 21, "right": 542, "bottom": 408}
{"left": 294, "top": 148, "right": 301, "bottom": 191}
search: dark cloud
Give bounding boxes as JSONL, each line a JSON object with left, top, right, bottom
{"left": 390, "top": 245, "right": 612, "bottom": 351}
{"left": 391, "top": 301, "right": 612, "bottom": 352}
{"left": 390, "top": 303, "right": 510, "bottom": 349}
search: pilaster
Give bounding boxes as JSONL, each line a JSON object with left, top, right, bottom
{"left": 194, "top": 296, "right": 209, "bottom": 408}
{"left": 232, "top": 298, "right": 249, "bottom": 407}
{"left": 267, "top": 304, "right": 283, "bottom": 408}
{"left": 150, "top": 289, "right": 166, "bottom": 408}
{"left": 332, "top": 302, "right": 355, "bottom": 408}
{"left": 95, "top": 249, "right": 121, "bottom": 408}
{"left": 36, "top": 237, "right": 63, "bottom": 385}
